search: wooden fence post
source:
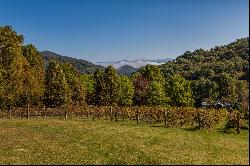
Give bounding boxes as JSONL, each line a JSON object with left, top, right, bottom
{"left": 64, "top": 105, "right": 67, "bottom": 120}
{"left": 105, "top": 108, "right": 108, "bottom": 120}
{"left": 164, "top": 110, "right": 167, "bottom": 128}
{"left": 114, "top": 111, "right": 117, "bottom": 122}
{"left": 26, "top": 104, "right": 30, "bottom": 119}
{"left": 236, "top": 111, "right": 240, "bottom": 133}
{"left": 43, "top": 105, "right": 46, "bottom": 118}
{"left": 9, "top": 106, "right": 12, "bottom": 119}
{"left": 136, "top": 107, "right": 139, "bottom": 125}
{"left": 92, "top": 108, "right": 95, "bottom": 120}
{"left": 198, "top": 111, "right": 201, "bottom": 130}
{"left": 110, "top": 106, "right": 113, "bottom": 122}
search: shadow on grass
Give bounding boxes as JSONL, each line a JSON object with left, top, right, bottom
{"left": 217, "top": 126, "right": 249, "bottom": 134}
{"left": 182, "top": 126, "right": 200, "bottom": 131}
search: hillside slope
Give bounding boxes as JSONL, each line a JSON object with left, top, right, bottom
{"left": 41, "top": 50, "right": 105, "bottom": 74}
{"left": 160, "top": 37, "right": 249, "bottom": 81}
{"left": 117, "top": 65, "right": 138, "bottom": 76}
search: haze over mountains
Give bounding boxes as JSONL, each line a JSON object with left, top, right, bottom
{"left": 41, "top": 50, "right": 173, "bottom": 75}
{"left": 96, "top": 58, "right": 173, "bottom": 69}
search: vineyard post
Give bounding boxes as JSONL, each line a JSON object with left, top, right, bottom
{"left": 110, "top": 106, "right": 113, "bottom": 121}
{"left": 64, "top": 105, "right": 67, "bottom": 120}
{"left": 198, "top": 111, "right": 201, "bottom": 130}
{"left": 136, "top": 107, "right": 139, "bottom": 125}
{"left": 26, "top": 103, "right": 30, "bottom": 119}
{"left": 80, "top": 105, "right": 83, "bottom": 119}
{"left": 122, "top": 108, "right": 125, "bottom": 121}
{"left": 115, "top": 107, "right": 117, "bottom": 122}
{"left": 157, "top": 108, "right": 160, "bottom": 122}
{"left": 92, "top": 107, "right": 95, "bottom": 120}
{"left": 9, "top": 106, "right": 12, "bottom": 119}
{"left": 164, "top": 110, "right": 167, "bottom": 128}
{"left": 105, "top": 108, "right": 108, "bottom": 120}
{"left": 236, "top": 111, "right": 240, "bottom": 133}
{"left": 43, "top": 105, "right": 46, "bottom": 118}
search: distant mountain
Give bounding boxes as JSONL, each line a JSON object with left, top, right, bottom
{"left": 96, "top": 58, "right": 173, "bottom": 69}
{"left": 117, "top": 65, "right": 138, "bottom": 76}
{"left": 41, "top": 50, "right": 105, "bottom": 74}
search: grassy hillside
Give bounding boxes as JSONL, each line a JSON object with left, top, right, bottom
{"left": 0, "top": 119, "right": 248, "bottom": 165}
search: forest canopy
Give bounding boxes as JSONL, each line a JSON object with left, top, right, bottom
{"left": 0, "top": 26, "right": 249, "bottom": 113}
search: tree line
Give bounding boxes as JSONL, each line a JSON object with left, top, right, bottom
{"left": 0, "top": 26, "right": 249, "bottom": 115}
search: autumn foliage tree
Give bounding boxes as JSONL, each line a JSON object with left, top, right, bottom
{"left": 117, "top": 75, "right": 134, "bottom": 106}
{"left": 22, "top": 44, "right": 45, "bottom": 107}
{"left": 0, "top": 26, "right": 27, "bottom": 109}
{"left": 44, "top": 60, "right": 70, "bottom": 107}
{"left": 133, "top": 75, "right": 149, "bottom": 106}
{"left": 61, "top": 62, "right": 85, "bottom": 105}
{"left": 165, "top": 75, "right": 194, "bottom": 107}
{"left": 101, "top": 65, "right": 119, "bottom": 106}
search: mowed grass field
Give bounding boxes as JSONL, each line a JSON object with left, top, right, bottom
{"left": 0, "top": 118, "right": 249, "bottom": 165}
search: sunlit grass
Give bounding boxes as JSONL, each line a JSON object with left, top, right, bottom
{"left": 0, "top": 118, "right": 248, "bottom": 165}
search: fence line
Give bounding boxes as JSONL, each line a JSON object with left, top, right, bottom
{"left": 0, "top": 105, "right": 247, "bottom": 131}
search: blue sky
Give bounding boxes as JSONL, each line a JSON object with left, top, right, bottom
{"left": 0, "top": 0, "right": 249, "bottom": 62}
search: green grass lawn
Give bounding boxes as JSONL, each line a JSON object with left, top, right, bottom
{"left": 0, "top": 118, "right": 249, "bottom": 165}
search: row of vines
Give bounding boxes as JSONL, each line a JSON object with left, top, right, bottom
{"left": 0, "top": 105, "right": 248, "bottom": 132}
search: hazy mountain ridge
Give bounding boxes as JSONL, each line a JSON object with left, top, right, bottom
{"left": 41, "top": 50, "right": 105, "bottom": 74}
{"left": 117, "top": 65, "right": 138, "bottom": 76}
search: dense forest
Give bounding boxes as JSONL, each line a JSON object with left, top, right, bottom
{"left": 0, "top": 26, "right": 249, "bottom": 115}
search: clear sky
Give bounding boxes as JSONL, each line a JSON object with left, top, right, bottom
{"left": 0, "top": 0, "right": 249, "bottom": 62}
